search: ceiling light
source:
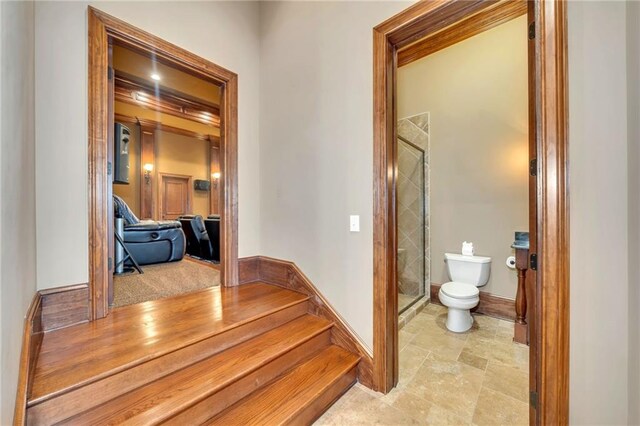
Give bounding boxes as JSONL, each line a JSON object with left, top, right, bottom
{"left": 150, "top": 73, "right": 161, "bottom": 81}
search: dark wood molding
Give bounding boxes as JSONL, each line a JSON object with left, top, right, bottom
{"left": 14, "top": 292, "right": 43, "bottom": 425}
{"left": 430, "top": 283, "right": 516, "bottom": 321}
{"left": 535, "top": 1, "right": 569, "bottom": 423}
{"left": 237, "top": 256, "right": 374, "bottom": 389}
{"left": 397, "top": 0, "right": 527, "bottom": 67}
{"left": 373, "top": 1, "right": 569, "bottom": 421}
{"left": 88, "top": 9, "right": 110, "bottom": 320}
{"left": 114, "top": 73, "right": 220, "bottom": 128}
{"left": 114, "top": 113, "right": 218, "bottom": 145}
{"left": 40, "top": 284, "right": 90, "bottom": 332}
{"left": 89, "top": 7, "right": 239, "bottom": 320}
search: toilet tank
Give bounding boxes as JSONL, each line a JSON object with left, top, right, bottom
{"left": 444, "top": 253, "right": 491, "bottom": 286}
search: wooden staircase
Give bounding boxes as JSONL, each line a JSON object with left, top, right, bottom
{"left": 26, "top": 283, "right": 360, "bottom": 425}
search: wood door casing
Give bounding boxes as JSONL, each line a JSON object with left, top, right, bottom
{"left": 527, "top": 1, "right": 539, "bottom": 423}
{"left": 159, "top": 173, "right": 192, "bottom": 220}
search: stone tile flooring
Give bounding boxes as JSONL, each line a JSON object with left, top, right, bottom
{"left": 316, "top": 304, "right": 529, "bottom": 425}
{"left": 399, "top": 293, "right": 418, "bottom": 313}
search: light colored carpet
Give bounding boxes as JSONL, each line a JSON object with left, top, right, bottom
{"left": 113, "top": 259, "right": 220, "bottom": 308}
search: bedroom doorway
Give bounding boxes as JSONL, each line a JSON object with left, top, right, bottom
{"left": 88, "top": 8, "right": 239, "bottom": 317}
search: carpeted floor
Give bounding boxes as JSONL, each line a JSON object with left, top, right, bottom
{"left": 112, "top": 259, "right": 220, "bottom": 308}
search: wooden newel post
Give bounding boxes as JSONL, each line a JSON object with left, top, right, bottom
{"left": 514, "top": 248, "right": 529, "bottom": 344}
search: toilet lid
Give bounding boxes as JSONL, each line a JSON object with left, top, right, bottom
{"left": 441, "top": 282, "right": 479, "bottom": 300}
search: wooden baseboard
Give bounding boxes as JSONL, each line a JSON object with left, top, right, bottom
{"left": 238, "top": 256, "right": 259, "bottom": 284}
{"left": 238, "top": 256, "right": 375, "bottom": 389}
{"left": 430, "top": 283, "right": 516, "bottom": 321}
{"left": 14, "top": 292, "right": 43, "bottom": 425}
{"left": 39, "top": 284, "right": 90, "bottom": 332}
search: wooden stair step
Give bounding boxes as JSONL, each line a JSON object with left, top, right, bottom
{"left": 29, "top": 282, "right": 308, "bottom": 407}
{"left": 206, "top": 345, "right": 360, "bottom": 426}
{"left": 56, "top": 315, "right": 334, "bottom": 426}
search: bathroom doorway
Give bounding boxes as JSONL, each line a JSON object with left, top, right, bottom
{"left": 373, "top": 0, "right": 569, "bottom": 423}
{"left": 392, "top": 12, "right": 531, "bottom": 423}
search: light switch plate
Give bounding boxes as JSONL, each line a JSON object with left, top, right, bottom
{"left": 350, "top": 215, "right": 360, "bottom": 232}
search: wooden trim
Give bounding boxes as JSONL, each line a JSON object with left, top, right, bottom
{"left": 88, "top": 7, "right": 239, "bottom": 320}
{"left": 397, "top": 0, "right": 527, "bottom": 67}
{"left": 430, "top": 283, "right": 516, "bottom": 321}
{"left": 114, "top": 114, "right": 219, "bottom": 145}
{"left": 40, "top": 284, "right": 90, "bottom": 332}
{"left": 115, "top": 70, "right": 220, "bottom": 111}
{"left": 535, "top": 1, "right": 569, "bottom": 423}
{"left": 526, "top": 0, "right": 539, "bottom": 420}
{"left": 237, "top": 256, "right": 374, "bottom": 389}
{"left": 88, "top": 9, "right": 110, "bottom": 320}
{"left": 114, "top": 73, "right": 220, "bottom": 127}
{"left": 157, "top": 173, "right": 193, "bottom": 220}
{"left": 238, "top": 256, "right": 260, "bottom": 285}
{"left": 14, "top": 293, "right": 43, "bottom": 426}
{"left": 373, "top": 0, "right": 569, "bottom": 420}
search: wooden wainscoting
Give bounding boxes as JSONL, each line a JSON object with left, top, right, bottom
{"left": 430, "top": 283, "right": 516, "bottom": 321}
{"left": 238, "top": 256, "right": 375, "bottom": 389}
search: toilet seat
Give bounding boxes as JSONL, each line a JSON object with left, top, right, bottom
{"left": 441, "top": 282, "right": 479, "bottom": 300}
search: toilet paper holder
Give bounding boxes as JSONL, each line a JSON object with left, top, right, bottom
{"left": 506, "top": 256, "right": 516, "bottom": 269}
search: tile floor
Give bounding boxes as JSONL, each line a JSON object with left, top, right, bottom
{"left": 398, "top": 293, "right": 419, "bottom": 313}
{"left": 316, "top": 303, "right": 529, "bottom": 425}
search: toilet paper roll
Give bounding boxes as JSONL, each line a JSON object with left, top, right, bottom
{"left": 506, "top": 256, "right": 516, "bottom": 269}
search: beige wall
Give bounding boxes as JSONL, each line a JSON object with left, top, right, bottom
{"left": 569, "top": 2, "right": 631, "bottom": 423}
{"left": 398, "top": 16, "right": 529, "bottom": 299}
{"left": 627, "top": 1, "right": 640, "bottom": 424}
{"left": 112, "top": 121, "right": 140, "bottom": 217}
{"left": 35, "top": 1, "right": 262, "bottom": 290}
{"left": 261, "top": 0, "right": 637, "bottom": 418}
{"left": 156, "top": 130, "right": 210, "bottom": 217}
{"left": 0, "top": 1, "right": 36, "bottom": 422}
{"left": 259, "top": 1, "right": 411, "bottom": 349}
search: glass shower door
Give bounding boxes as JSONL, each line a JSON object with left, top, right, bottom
{"left": 397, "top": 136, "right": 426, "bottom": 314}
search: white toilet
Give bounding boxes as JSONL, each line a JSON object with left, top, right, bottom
{"left": 439, "top": 253, "right": 492, "bottom": 332}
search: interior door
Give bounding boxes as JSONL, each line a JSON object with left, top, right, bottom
{"left": 161, "top": 175, "right": 191, "bottom": 220}
{"left": 527, "top": 2, "right": 539, "bottom": 424}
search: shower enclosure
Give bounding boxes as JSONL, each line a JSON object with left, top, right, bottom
{"left": 397, "top": 113, "right": 430, "bottom": 314}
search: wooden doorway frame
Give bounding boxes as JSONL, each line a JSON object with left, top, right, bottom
{"left": 88, "top": 7, "right": 239, "bottom": 320}
{"left": 372, "top": 1, "right": 569, "bottom": 424}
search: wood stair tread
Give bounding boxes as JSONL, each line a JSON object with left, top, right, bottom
{"left": 30, "top": 282, "right": 309, "bottom": 404}
{"left": 206, "top": 345, "right": 360, "bottom": 426}
{"left": 59, "top": 315, "right": 333, "bottom": 425}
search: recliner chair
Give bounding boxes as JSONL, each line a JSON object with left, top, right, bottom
{"left": 204, "top": 217, "right": 221, "bottom": 262}
{"left": 114, "top": 195, "right": 186, "bottom": 266}
{"left": 178, "top": 215, "right": 213, "bottom": 259}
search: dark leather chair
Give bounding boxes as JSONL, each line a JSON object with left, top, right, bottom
{"left": 114, "top": 195, "right": 185, "bottom": 266}
{"left": 122, "top": 221, "right": 186, "bottom": 265}
{"left": 204, "top": 217, "right": 220, "bottom": 262}
{"left": 179, "top": 215, "right": 213, "bottom": 259}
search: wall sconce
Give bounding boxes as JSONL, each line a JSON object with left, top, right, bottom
{"left": 211, "top": 172, "right": 221, "bottom": 189}
{"left": 143, "top": 163, "right": 154, "bottom": 184}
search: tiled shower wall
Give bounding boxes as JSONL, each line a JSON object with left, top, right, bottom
{"left": 397, "top": 113, "right": 430, "bottom": 307}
